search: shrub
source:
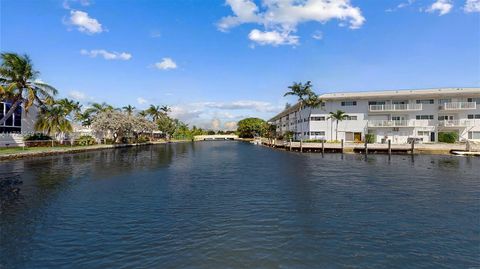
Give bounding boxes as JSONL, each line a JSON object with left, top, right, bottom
{"left": 137, "top": 135, "right": 150, "bottom": 143}
{"left": 438, "top": 132, "right": 458, "bottom": 143}
{"left": 365, "top": 133, "right": 375, "bottom": 144}
{"left": 24, "top": 133, "right": 52, "bottom": 141}
{"left": 76, "top": 135, "right": 96, "bottom": 146}
{"left": 303, "top": 139, "right": 326, "bottom": 143}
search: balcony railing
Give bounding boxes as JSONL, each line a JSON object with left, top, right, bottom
{"left": 369, "top": 104, "right": 423, "bottom": 112}
{"left": 367, "top": 119, "right": 436, "bottom": 127}
{"left": 440, "top": 102, "right": 476, "bottom": 110}
{"left": 438, "top": 120, "right": 476, "bottom": 127}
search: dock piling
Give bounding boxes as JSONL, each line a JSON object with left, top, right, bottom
{"left": 289, "top": 139, "right": 292, "bottom": 151}
{"left": 364, "top": 140, "right": 368, "bottom": 155}
{"left": 341, "top": 139, "right": 344, "bottom": 153}
{"left": 322, "top": 140, "right": 325, "bottom": 154}
{"left": 410, "top": 139, "right": 415, "bottom": 155}
{"left": 300, "top": 139, "right": 303, "bottom": 152}
{"left": 388, "top": 140, "right": 392, "bottom": 155}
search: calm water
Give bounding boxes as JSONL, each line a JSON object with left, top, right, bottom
{"left": 0, "top": 141, "right": 479, "bottom": 268}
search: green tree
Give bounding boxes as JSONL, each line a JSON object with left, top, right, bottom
{"left": 157, "top": 115, "right": 177, "bottom": 140}
{"left": 237, "top": 117, "right": 268, "bottom": 138}
{"left": 284, "top": 81, "right": 322, "bottom": 140}
{"left": 0, "top": 53, "right": 58, "bottom": 125}
{"left": 328, "top": 110, "right": 348, "bottom": 141}
{"left": 146, "top": 105, "right": 163, "bottom": 121}
{"left": 34, "top": 104, "right": 73, "bottom": 139}
{"left": 122, "top": 105, "right": 135, "bottom": 115}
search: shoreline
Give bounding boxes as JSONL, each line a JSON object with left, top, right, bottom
{"left": 0, "top": 140, "right": 191, "bottom": 161}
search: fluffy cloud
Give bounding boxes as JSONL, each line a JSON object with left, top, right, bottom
{"left": 68, "top": 91, "right": 87, "bottom": 101}
{"left": 154, "top": 58, "right": 177, "bottom": 70}
{"left": 248, "top": 29, "right": 299, "bottom": 46}
{"left": 426, "top": 0, "right": 453, "bottom": 15}
{"left": 464, "top": 0, "right": 480, "bottom": 12}
{"left": 218, "top": 0, "right": 365, "bottom": 46}
{"left": 67, "top": 10, "right": 104, "bottom": 34}
{"left": 211, "top": 118, "right": 221, "bottom": 130}
{"left": 80, "top": 49, "right": 132, "bottom": 60}
{"left": 137, "top": 97, "right": 148, "bottom": 105}
{"left": 224, "top": 121, "right": 238, "bottom": 130}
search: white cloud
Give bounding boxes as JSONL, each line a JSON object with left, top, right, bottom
{"left": 426, "top": 0, "right": 453, "bottom": 15}
{"left": 312, "top": 30, "right": 323, "bottom": 40}
{"left": 218, "top": 0, "right": 365, "bottom": 46}
{"left": 464, "top": 0, "right": 480, "bottom": 12}
{"left": 63, "top": 0, "right": 91, "bottom": 9}
{"left": 154, "top": 58, "right": 177, "bottom": 70}
{"left": 211, "top": 118, "right": 221, "bottom": 130}
{"left": 67, "top": 10, "right": 104, "bottom": 34}
{"left": 248, "top": 29, "right": 299, "bottom": 46}
{"left": 150, "top": 30, "right": 161, "bottom": 38}
{"left": 203, "top": 100, "right": 280, "bottom": 112}
{"left": 386, "top": 0, "right": 416, "bottom": 12}
{"left": 68, "top": 90, "right": 89, "bottom": 101}
{"left": 224, "top": 121, "right": 238, "bottom": 130}
{"left": 80, "top": 49, "right": 132, "bottom": 60}
{"left": 136, "top": 97, "right": 148, "bottom": 105}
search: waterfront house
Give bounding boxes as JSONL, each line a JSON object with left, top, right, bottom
{"left": 270, "top": 88, "right": 480, "bottom": 143}
{"left": 0, "top": 100, "right": 39, "bottom": 146}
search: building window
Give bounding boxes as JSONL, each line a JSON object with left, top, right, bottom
{"left": 467, "top": 114, "right": 480, "bottom": 119}
{"left": 391, "top": 116, "right": 403, "bottom": 121}
{"left": 392, "top": 100, "right": 407, "bottom": 105}
{"left": 368, "top": 101, "right": 385, "bottom": 105}
{"left": 467, "top": 98, "right": 480, "bottom": 104}
{"left": 416, "top": 115, "right": 434, "bottom": 120}
{"left": 438, "top": 115, "right": 454, "bottom": 121}
{"left": 311, "top": 131, "right": 325, "bottom": 136}
{"left": 418, "top": 131, "right": 430, "bottom": 136}
{"left": 310, "top": 116, "right": 326, "bottom": 121}
{"left": 341, "top": 101, "right": 357, "bottom": 106}
{"left": 438, "top": 98, "right": 451, "bottom": 104}
{"left": 345, "top": 116, "right": 357, "bottom": 120}
{"left": 468, "top": 131, "right": 480, "bottom": 139}
{"left": 416, "top": 99, "right": 434, "bottom": 104}
{"left": 1, "top": 101, "right": 22, "bottom": 128}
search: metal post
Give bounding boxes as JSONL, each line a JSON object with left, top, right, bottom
{"left": 388, "top": 139, "right": 392, "bottom": 156}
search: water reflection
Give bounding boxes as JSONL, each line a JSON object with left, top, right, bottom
{"left": 1, "top": 142, "right": 479, "bottom": 268}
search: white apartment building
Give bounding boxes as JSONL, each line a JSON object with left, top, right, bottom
{"left": 270, "top": 88, "right": 480, "bottom": 143}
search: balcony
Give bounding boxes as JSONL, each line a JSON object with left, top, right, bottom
{"left": 438, "top": 120, "right": 476, "bottom": 127}
{"left": 367, "top": 119, "right": 435, "bottom": 128}
{"left": 369, "top": 104, "right": 423, "bottom": 112}
{"left": 440, "top": 102, "right": 476, "bottom": 110}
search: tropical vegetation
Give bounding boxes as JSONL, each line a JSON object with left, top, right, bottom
{"left": 237, "top": 117, "right": 268, "bottom": 138}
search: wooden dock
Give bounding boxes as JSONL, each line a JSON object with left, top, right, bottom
{"left": 259, "top": 138, "right": 472, "bottom": 155}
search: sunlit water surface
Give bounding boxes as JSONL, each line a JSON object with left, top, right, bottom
{"left": 0, "top": 141, "right": 479, "bottom": 268}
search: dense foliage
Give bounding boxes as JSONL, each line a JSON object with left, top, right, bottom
{"left": 24, "top": 133, "right": 53, "bottom": 141}
{"left": 76, "top": 135, "right": 96, "bottom": 146}
{"left": 365, "top": 133, "right": 375, "bottom": 144}
{"left": 237, "top": 118, "right": 268, "bottom": 138}
{"left": 438, "top": 132, "right": 458, "bottom": 143}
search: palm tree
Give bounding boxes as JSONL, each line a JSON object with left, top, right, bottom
{"left": 75, "top": 110, "right": 93, "bottom": 127}
{"left": 56, "top": 98, "right": 81, "bottom": 119}
{"left": 284, "top": 81, "right": 322, "bottom": 140}
{"left": 35, "top": 105, "right": 73, "bottom": 139}
{"left": 160, "top": 105, "right": 171, "bottom": 114}
{"left": 0, "top": 53, "right": 58, "bottom": 125}
{"left": 146, "top": 105, "right": 162, "bottom": 121}
{"left": 84, "top": 102, "right": 115, "bottom": 117}
{"left": 123, "top": 105, "right": 135, "bottom": 115}
{"left": 328, "top": 110, "right": 348, "bottom": 141}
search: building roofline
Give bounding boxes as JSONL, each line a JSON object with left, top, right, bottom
{"left": 268, "top": 87, "right": 480, "bottom": 122}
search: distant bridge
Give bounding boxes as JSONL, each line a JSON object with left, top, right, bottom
{"left": 193, "top": 134, "right": 239, "bottom": 141}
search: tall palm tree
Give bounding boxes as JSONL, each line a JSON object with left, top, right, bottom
{"left": 56, "top": 98, "right": 81, "bottom": 118}
{"left": 123, "top": 105, "right": 135, "bottom": 115}
{"left": 85, "top": 102, "right": 114, "bottom": 115}
{"left": 284, "top": 81, "right": 322, "bottom": 140}
{"left": 35, "top": 104, "right": 73, "bottom": 139}
{"left": 0, "top": 53, "right": 58, "bottom": 124}
{"left": 328, "top": 110, "right": 348, "bottom": 141}
{"left": 160, "top": 105, "right": 171, "bottom": 114}
{"left": 75, "top": 110, "right": 93, "bottom": 127}
{"left": 146, "top": 105, "right": 162, "bottom": 121}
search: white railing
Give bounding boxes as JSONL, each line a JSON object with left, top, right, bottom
{"left": 440, "top": 102, "right": 476, "bottom": 110}
{"left": 369, "top": 103, "right": 423, "bottom": 112}
{"left": 368, "top": 120, "right": 412, "bottom": 127}
{"left": 438, "top": 120, "right": 476, "bottom": 127}
{"left": 367, "top": 119, "right": 437, "bottom": 127}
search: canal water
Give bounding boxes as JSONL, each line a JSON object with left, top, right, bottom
{"left": 0, "top": 141, "right": 479, "bottom": 268}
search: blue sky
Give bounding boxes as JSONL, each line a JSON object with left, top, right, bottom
{"left": 1, "top": 0, "right": 479, "bottom": 129}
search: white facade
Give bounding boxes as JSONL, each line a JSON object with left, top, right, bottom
{"left": 270, "top": 88, "right": 480, "bottom": 143}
